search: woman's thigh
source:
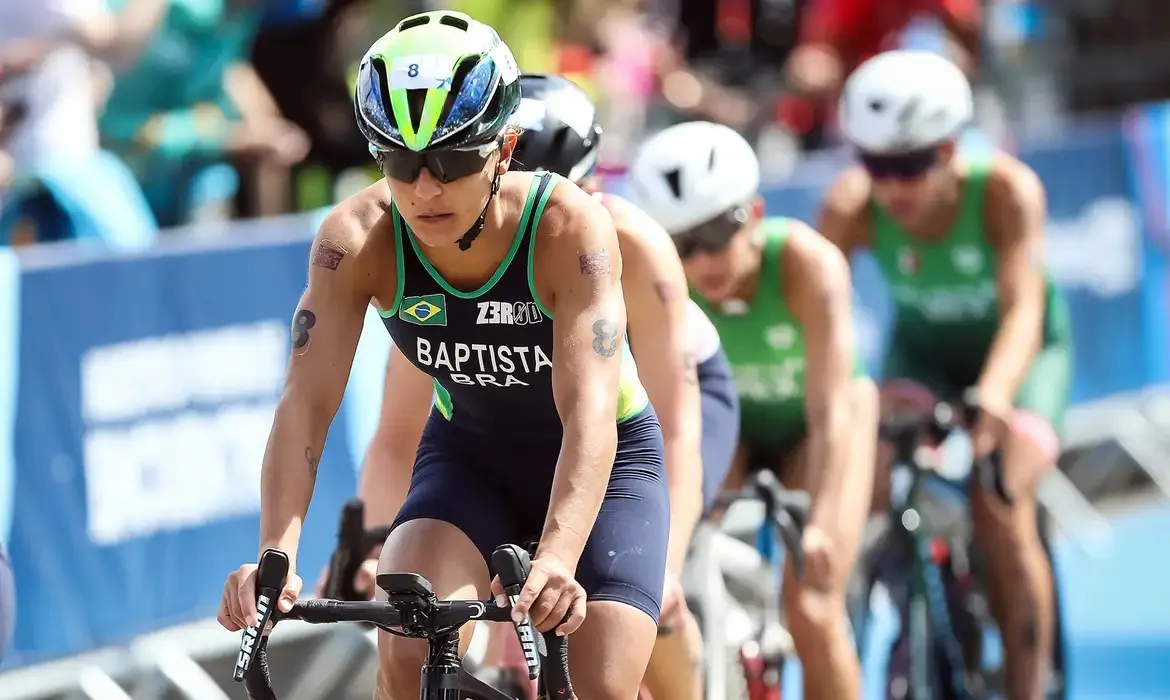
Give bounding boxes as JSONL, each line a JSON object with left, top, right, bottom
{"left": 378, "top": 431, "right": 521, "bottom": 670}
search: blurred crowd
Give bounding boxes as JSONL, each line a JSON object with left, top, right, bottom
{"left": 0, "top": 0, "right": 1167, "bottom": 244}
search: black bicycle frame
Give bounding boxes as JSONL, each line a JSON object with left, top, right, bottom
{"left": 878, "top": 394, "right": 1011, "bottom": 700}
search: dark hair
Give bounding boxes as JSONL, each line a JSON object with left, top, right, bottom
{"left": 510, "top": 74, "right": 602, "bottom": 181}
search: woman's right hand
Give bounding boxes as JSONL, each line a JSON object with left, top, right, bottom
{"left": 217, "top": 562, "right": 303, "bottom": 631}
{"left": 314, "top": 557, "right": 379, "bottom": 600}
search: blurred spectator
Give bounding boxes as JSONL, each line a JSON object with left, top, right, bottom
{"left": 783, "top": 0, "right": 981, "bottom": 145}
{"left": 0, "top": 0, "right": 165, "bottom": 246}
{"left": 100, "top": 0, "right": 309, "bottom": 228}
{"left": 250, "top": 0, "right": 372, "bottom": 210}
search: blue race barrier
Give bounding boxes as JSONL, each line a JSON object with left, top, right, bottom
{"left": 4, "top": 221, "right": 357, "bottom": 665}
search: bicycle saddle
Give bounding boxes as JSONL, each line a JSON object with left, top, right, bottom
{"left": 376, "top": 572, "right": 435, "bottom": 600}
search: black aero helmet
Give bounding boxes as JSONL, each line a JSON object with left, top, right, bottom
{"left": 510, "top": 74, "right": 602, "bottom": 182}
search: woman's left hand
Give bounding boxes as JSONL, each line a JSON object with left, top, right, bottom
{"left": 495, "top": 553, "right": 587, "bottom": 635}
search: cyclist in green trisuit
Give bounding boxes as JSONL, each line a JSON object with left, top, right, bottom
{"left": 629, "top": 121, "right": 879, "bottom": 700}
{"left": 819, "top": 50, "right": 1071, "bottom": 699}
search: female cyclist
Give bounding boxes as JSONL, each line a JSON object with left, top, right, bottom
{"left": 629, "top": 121, "right": 879, "bottom": 700}
{"left": 216, "top": 13, "right": 669, "bottom": 699}
{"left": 819, "top": 49, "right": 1069, "bottom": 699}
{"left": 350, "top": 73, "right": 737, "bottom": 700}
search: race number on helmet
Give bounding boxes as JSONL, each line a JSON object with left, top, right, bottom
{"left": 355, "top": 11, "right": 522, "bottom": 152}
{"left": 627, "top": 121, "right": 760, "bottom": 235}
{"left": 839, "top": 50, "right": 973, "bottom": 154}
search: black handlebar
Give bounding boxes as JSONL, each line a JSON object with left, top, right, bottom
{"left": 236, "top": 504, "right": 574, "bottom": 699}
{"left": 712, "top": 471, "right": 811, "bottom": 577}
{"left": 879, "top": 389, "right": 1012, "bottom": 505}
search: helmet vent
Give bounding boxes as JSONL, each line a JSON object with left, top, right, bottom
{"left": 407, "top": 89, "right": 427, "bottom": 132}
{"left": 439, "top": 14, "right": 469, "bottom": 30}
{"left": 706, "top": 144, "right": 716, "bottom": 171}
{"left": 868, "top": 98, "right": 885, "bottom": 112}
{"left": 398, "top": 15, "right": 429, "bottom": 31}
{"left": 663, "top": 168, "right": 682, "bottom": 198}
{"left": 436, "top": 56, "right": 480, "bottom": 129}
{"left": 371, "top": 58, "right": 399, "bottom": 130}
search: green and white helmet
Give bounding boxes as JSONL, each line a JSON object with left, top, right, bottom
{"left": 355, "top": 11, "right": 522, "bottom": 152}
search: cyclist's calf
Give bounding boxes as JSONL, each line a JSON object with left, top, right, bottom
{"left": 970, "top": 427, "right": 1055, "bottom": 700}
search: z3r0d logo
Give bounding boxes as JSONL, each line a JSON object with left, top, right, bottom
{"left": 477, "top": 300, "right": 544, "bottom": 325}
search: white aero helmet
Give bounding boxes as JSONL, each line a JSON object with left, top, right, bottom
{"left": 627, "top": 121, "right": 760, "bottom": 234}
{"left": 839, "top": 50, "right": 973, "bottom": 153}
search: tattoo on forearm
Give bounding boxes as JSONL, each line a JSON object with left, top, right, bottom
{"left": 682, "top": 351, "right": 699, "bottom": 385}
{"left": 592, "top": 319, "right": 619, "bottom": 357}
{"left": 654, "top": 281, "right": 681, "bottom": 303}
{"left": 292, "top": 309, "right": 317, "bottom": 354}
{"left": 305, "top": 447, "right": 320, "bottom": 480}
{"left": 578, "top": 251, "right": 612, "bottom": 276}
{"left": 311, "top": 240, "right": 346, "bottom": 270}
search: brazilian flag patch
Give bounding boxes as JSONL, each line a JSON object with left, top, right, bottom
{"left": 399, "top": 294, "right": 447, "bottom": 326}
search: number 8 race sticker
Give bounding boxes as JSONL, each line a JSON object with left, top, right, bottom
{"left": 389, "top": 55, "right": 456, "bottom": 91}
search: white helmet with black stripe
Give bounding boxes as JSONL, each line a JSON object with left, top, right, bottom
{"left": 839, "top": 50, "right": 973, "bottom": 153}
{"left": 627, "top": 121, "right": 760, "bottom": 235}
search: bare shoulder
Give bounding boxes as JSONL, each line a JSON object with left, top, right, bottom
{"left": 312, "top": 181, "right": 394, "bottom": 294}
{"left": 597, "top": 192, "right": 677, "bottom": 263}
{"left": 786, "top": 220, "right": 851, "bottom": 302}
{"left": 985, "top": 152, "right": 1046, "bottom": 212}
{"left": 784, "top": 219, "right": 850, "bottom": 286}
{"left": 534, "top": 174, "right": 617, "bottom": 255}
{"left": 818, "top": 165, "right": 874, "bottom": 250}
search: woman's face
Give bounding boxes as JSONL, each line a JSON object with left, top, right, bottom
{"left": 679, "top": 196, "right": 765, "bottom": 304}
{"left": 385, "top": 132, "right": 517, "bottom": 248}
{"left": 863, "top": 141, "right": 957, "bottom": 228}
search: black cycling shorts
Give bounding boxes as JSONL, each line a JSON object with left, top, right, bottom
{"left": 697, "top": 346, "right": 740, "bottom": 512}
{"left": 392, "top": 406, "right": 669, "bottom": 623}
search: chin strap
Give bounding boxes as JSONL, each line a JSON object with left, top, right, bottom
{"left": 456, "top": 168, "right": 504, "bottom": 252}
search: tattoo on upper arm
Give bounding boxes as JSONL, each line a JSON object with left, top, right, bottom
{"left": 578, "top": 252, "right": 612, "bottom": 276}
{"left": 592, "top": 319, "right": 620, "bottom": 357}
{"left": 654, "top": 281, "right": 681, "bottom": 303}
{"left": 305, "top": 447, "right": 320, "bottom": 480}
{"left": 292, "top": 309, "right": 317, "bottom": 354}
{"left": 682, "top": 351, "right": 699, "bottom": 385}
{"left": 311, "top": 240, "right": 346, "bottom": 270}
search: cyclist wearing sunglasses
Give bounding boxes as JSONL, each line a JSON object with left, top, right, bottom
{"left": 819, "top": 50, "right": 1071, "bottom": 699}
{"left": 335, "top": 73, "right": 735, "bottom": 700}
{"left": 217, "top": 12, "right": 671, "bottom": 700}
{"left": 629, "top": 120, "right": 880, "bottom": 700}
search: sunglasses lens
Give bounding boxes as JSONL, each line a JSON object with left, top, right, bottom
{"left": 427, "top": 148, "right": 494, "bottom": 183}
{"left": 380, "top": 150, "right": 425, "bottom": 182}
{"left": 379, "top": 145, "right": 496, "bottom": 184}
{"left": 674, "top": 206, "right": 747, "bottom": 258}
{"left": 859, "top": 149, "right": 937, "bottom": 180}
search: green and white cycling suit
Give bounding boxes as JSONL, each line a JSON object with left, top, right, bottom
{"left": 870, "top": 156, "right": 1072, "bottom": 430}
{"left": 692, "top": 218, "right": 863, "bottom": 462}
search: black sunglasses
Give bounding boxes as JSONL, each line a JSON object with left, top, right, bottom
{"left": 376, "top": 142, "right": 499, "bottom": 184}
{"left": 672, "top": 205, "right": 750, "bottom": 259}
{"left": 858, "top": 148, "right": 938, "bottom": 180}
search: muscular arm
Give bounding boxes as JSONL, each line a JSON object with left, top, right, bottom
{"left": 610, "top": 198, "right": 703, "bottom": 575}
{"left": 786, "top": 222, "right": 858, "bottom": 525}
{"left": 356, "top": 344, "right": 434, "bottom": 534}
{"left": 538, "top": 189, "right": 628, "bottom": 568}
{"left": 979, "top": 159, "right": 1048, "bottom": 408}
{"left": 259, "top": 224, "right": 369, "bottom": 572}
